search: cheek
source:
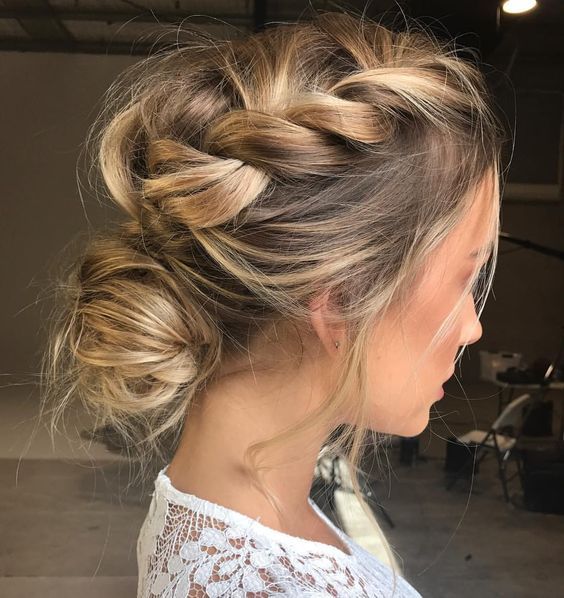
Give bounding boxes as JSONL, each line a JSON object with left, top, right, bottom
{"left": 365, "top": 319, "right": 407, "bottom": 395}
{"left": 362, "top": 302, "right": 456, "bottom": 433}
{"left": 364, "top": 325, "right": 424, "bottom": 426}
{"left": 404, "top": 283, "right": 464, "bottom": 373}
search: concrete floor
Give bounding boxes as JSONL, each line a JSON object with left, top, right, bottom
{"left": 1, "top": 380, "right": 563, "bottom": 598}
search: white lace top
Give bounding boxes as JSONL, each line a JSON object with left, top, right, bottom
{"left": 137, "top": 465, "right": 422, "bottom": 597}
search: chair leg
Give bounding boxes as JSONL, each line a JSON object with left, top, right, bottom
{"left": 516, "top": 450, "right": 526, "bottom": 490}
{"left": 375, "top": 503, "right": 396, "bottom": 529}
{"left": 497, "top": 452, "right": 511, "bottom": 503}
{"left": 359, "top": 472, "right": 396, "bottom": 529}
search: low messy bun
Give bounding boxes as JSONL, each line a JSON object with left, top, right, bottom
{"left": 42, "top": 227, "right": 221, "bottom": 465}
{"left": 72, "top": 236, "right": 214, "bottom": 412}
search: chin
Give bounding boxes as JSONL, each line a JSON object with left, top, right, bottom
{"left": 362, "top": 403, "right": 431, "bottom": 437}
{"left": 389, "top": 412, "right": 430, "bottom": 438}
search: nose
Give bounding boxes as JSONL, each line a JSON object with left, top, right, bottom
{"left": 459, "top": 294, "right": 483, "bottom": 347}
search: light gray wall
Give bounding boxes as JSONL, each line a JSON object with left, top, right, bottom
{"left": 1, "top": 50, "right": 562, "bottom": 393}
{"left": 1, "top": 51, "right": 137, "bottom": 390}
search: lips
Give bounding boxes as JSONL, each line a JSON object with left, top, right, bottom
{"left": 443, "top": 368, "right": 455, "bottom": 384}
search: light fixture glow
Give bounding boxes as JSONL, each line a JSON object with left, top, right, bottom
{"left": 502, "top": 0, "right": 538, "bottom": 14}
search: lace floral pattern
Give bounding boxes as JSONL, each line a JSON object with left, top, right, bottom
{"left": 137, "top": 466, "right": 421, "bottom": 597}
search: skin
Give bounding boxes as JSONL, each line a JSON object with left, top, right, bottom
{"left": 167, "top": 172, "right": 497, "bottom": 553}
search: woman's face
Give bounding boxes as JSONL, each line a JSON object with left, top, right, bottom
{"left": 364, "top": 176, "right": 496, "bottom": 437}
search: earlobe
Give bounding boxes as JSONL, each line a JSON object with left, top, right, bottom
{"left": 308, "top": 291, "right": 344, "bottom": 356}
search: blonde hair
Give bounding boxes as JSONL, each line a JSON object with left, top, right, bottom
{"left": 40, "top": 8, "right": 505, "bottom": 592}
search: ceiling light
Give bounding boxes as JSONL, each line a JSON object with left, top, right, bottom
{"left": 502, "top": 0, "right": 538, "bottom": 14}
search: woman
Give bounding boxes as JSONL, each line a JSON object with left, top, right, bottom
{"left": 41, "top": 9, "right": 504, "bottom": 597}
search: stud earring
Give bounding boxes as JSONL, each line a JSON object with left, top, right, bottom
{"left": 334, "top": 340, "right": 340, "bottom": 349}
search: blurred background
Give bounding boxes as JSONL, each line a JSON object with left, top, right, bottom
{"left": 0, "top": 1, "right": 563, "bottom": 597}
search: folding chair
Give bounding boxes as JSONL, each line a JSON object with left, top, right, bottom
{"left": 445, "top": 392, "right": 535, "bottom": 502}
{"left": 311, "top": 441, "right": 395, "bottom": 529}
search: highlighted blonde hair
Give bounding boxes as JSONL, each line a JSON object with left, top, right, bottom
{"left": 41, "top": 9, "right": 505, "bottom": 591}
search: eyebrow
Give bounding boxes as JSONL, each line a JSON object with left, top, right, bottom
{"left": 469, "top": 246, "right": 494, "bottom": 262}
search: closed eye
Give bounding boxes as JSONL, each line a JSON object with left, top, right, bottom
{"left": 467, "top": 261, "right": 491, "bottom": 297}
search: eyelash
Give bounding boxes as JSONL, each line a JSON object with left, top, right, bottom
{"left": 467, "top": 265, "right": 488, "bottom": 295}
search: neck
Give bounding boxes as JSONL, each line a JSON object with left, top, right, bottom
{"left": 167, "top": 361, "right": 333, "bottom": 528}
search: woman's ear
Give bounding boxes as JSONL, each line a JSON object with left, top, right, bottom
{"left": 308, "top": 291, "right": 345, "bottom": 357}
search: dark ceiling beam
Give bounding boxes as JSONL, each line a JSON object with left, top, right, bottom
{"left": 0, "top": 33, "right": 273, "bottom": 55}
{"left": 0, "top": 38, "right": 168, "bottom": 55}
{"left": 2, "top": 0, "right": 72, "bottom": 41}
{"left": 0, "top": 8, "right": 251, "bottom": 26}
{"left": 253, "top": 0, "right": 267, "bottom": 31}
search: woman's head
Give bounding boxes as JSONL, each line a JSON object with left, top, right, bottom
{"left": 41, "top": 9, "right": 505, "bottom": 561}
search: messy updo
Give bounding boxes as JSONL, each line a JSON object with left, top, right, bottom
{"left": 41, "top": 9, "right": 505, "bottom": 580}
